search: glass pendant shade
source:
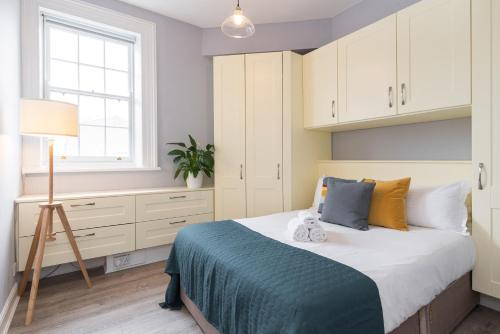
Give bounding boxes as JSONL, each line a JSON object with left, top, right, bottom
{"left": 221, "top": 6, "right": 255, "bottom": 38}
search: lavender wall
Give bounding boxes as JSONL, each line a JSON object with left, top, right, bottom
{"left": 0, "top": 0, "right": 21, "bottom": 313}
{"left": 24, "top": 0, "right": 214, "bottom": 194}
{"left": 202, "top": 18, "right": 333, "bottom": 56}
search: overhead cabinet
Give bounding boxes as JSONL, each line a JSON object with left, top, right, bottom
{"left": 304, "top": 0, "right": 471, "bottom": 130}
{"left": 214, "top": 52, "right": 330, "bottom": 220}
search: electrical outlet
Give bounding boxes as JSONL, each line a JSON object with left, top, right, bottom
{"left": 113, "top": 254, "right": 131, "bottom": 268}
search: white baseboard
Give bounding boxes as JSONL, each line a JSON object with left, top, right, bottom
{"left": 0, "top": 283, "right": 19, "bottom": 334}
{"left": 480, "top": 293, "right": 500, "bottom": 312}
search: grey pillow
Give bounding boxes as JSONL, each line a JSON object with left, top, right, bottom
{"left": 318, "top": 177, "right": 357, "bottom": 213}
{"left": 320, "top": 179, "right": 375, "bottom": 231}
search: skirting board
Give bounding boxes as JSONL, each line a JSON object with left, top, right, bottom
{"left": 480, "top": 294, "right": 500, "bottom": 312}
{"left": 0, "top": 283, "right": 20, "bottom": 334}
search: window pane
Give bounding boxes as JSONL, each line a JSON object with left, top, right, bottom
{"left": 54, "top": 137, "right": 79, "bottom": 157}
{"left": 105, "top": 41, "right": 129, "bottom": 71}
{"left": 106, "top": 99, "right": 129, "bottom": 127}
{"left": 106, "top": 128, "right": 129, "bottom": 157}
{"left": 49, "top": 91, "right": 78, "bottom": 105}
{"left": 80, "top": 126, "right": 105, "bottom": 156}
{"left": 80, "top": 96, "right": 105, "bottom": 126}
{"left": 50, "top": 60, "right": 78, "bottom": 89}
{"left": 49, "top": 27, "right": 77, "bottom": 62}
{"left": 79, "top": 35, "right": 104, "bottom": 67}
{"left": 105, "top": 70, "right": 129, "bottom": 96}
{"left": 79, "top": 65, "right": 104, "bottom": 93}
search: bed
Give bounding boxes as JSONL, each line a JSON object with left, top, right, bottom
{"left": 162, "top": 160, "right": 479, "bottom": 334}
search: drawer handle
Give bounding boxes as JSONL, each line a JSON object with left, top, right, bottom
{"left": 169, "top": 195, "right": 187, "bottom": 200}
{"left": 74, "top": 233, "right": 96, "bottom": 238}
{"left": 388, "top": 86, "right": 394, "bottom": 108}
{"left": 70, "top": 202, "right": 96, "bottom": 208}
{"left": 169, "top": 220, "right": 186, "bottom": 225}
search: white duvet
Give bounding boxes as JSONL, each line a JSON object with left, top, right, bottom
{"left": 235, "top": 210, "right": 475, "bottom": 333}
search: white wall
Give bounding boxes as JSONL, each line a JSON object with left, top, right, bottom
{"left": 0, "top": 0, "right": 22, "bottom": 312}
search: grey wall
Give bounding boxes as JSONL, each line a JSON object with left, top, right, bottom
{"left": 330, "top": 0, "right": 421, "bottom": 40}
{"left": 0, "top": 0, "right": 22, "bottom": 312}
{"left": 202, "top": 18, "right": 333, "bottom": 56}
{"left": 24, "top": 0, "right": 214, "bottom": 194}
{"left": 332, "top": 118, "right": 472, "bottom": 160}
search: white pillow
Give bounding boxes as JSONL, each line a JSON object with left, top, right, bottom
{"left": 406, "top": 181, "right": 471, "bottom": 234}
{"left": 312, "top": 176, "right": 324, "bottom": 209}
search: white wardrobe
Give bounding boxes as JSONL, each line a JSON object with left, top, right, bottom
{"left": 213, "top": 51, "right": 331, "bottom": 220}
{"left": 472, "top": 0, "right": 500, "bottom": 300}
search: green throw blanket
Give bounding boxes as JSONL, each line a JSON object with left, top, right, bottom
{"left": 161, "top": 220, "right": 384, "bottom": 334}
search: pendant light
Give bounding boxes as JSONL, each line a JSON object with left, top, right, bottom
{"left": 221, "top": 0, "right": 255, "bottom": 39}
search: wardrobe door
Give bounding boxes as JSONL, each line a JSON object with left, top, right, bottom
{"left": 303, "top": 41, "right": 338, "bottom": 128}
{"left": 397, "top": 0, "right": 470, "bottom": 114}
{"left": 338, "top": 15, "right": 397, "bottom": 122}
{"left": 472, "top": 0, "right": 500, "bottom": 299}
{"left": 213, "top": 55, "right": 247, "bottom": 220}
{"left": 245, "top": 53, "right": 284, "bottom": 218}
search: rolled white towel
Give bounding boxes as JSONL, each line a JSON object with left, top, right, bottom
{"left": 298, "top": 210, "right": 316, "bottom": 222}
{"left": 309, "top": 226, "right": 327, "bottom": 242}
{"left": 287, "top": 218, "right": 310, "bottom": 242}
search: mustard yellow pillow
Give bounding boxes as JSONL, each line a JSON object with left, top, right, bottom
{"left": 363, "top": 177, "right": 411, "bottom": 231}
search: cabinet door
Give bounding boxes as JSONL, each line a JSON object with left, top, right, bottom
{"left": 397, "top": 0, "right": 470, "bottom": 114}
{"left": 213, "top": 55, "right": 247, "bottom": 220}
{"left": 472, "top": 0, "right": 500, "bottom": 299}
{"left": 303, "top": 41, "right": 338, "bottom": 127}
{"left": 338, "top": 15, "right": 397, "bottom": 122}
{"left": 245, "top": 53, "right": 284, "bottom": 218}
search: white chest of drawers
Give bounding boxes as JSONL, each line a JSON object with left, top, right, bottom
{"left": 15, "top": 187, "right": 214, "bottom": 271}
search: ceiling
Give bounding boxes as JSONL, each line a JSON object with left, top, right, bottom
{"left": 117, "top": 0, "right": 364, "bottom": 28}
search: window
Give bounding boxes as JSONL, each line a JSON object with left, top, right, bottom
{"left": 43, "top": 16, "right": 135, "bottom": 162}
{"left": 21, "top": 0, "right": 157, "bottom": 173}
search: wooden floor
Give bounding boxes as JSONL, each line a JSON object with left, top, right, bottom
{"left": 8, "top": 261, "right": 500, "bottom": 334}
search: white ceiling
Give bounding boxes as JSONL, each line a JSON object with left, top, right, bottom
{"left": 117, "top": 0, "right": 363, "bottom": 28}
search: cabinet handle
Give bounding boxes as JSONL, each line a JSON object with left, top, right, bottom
{"left": 240, "top": 164, "right": 243, "bottom": 180}
{"left": 478, "top": 163, "right": 485, "bottom": 190}
{"left": 401, "top": 83, "right": 407, "bottom": 106}
{"left": 169, "top": 220, "right": 186, "bottom": 225}
{"left": 331, "top": 100, "right": 336, "bottom": 118}
{"left": 388, "top": 86, "right": 393, "bottom": 108}
{"left": 169, "top": 195, "right": 186, "bottom": 200}
{"left": 277, "top": 163, "right": 281, "bottom": 180}
{"left": 70, "top": 202, "right": 96, "bottom": 207}
{"left": 74, "top": 233, "right": 96, "bottom": 238}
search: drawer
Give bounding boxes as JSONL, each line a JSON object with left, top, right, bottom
{"left": 136, "top": 213, "right": 213, "bottom": 249}
{"left": 136, "top": 190, "right": 213, "bottom": 222}
{"left": 18, "top": 224, "right": 135, "bottom": 270}
{"left": 18, "top": 196, "right": 135, "bottom": 237}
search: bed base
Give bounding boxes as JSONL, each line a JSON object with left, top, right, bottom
{"left": 180, "top": 272, "right": 478, "bottom": 334}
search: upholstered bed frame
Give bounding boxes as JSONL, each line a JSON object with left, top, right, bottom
{"left": 180, "top": 161, "right": 478, "bottom": 334}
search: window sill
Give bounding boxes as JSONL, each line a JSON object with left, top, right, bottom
{"left": 22, "top": 166, "right": 162, "bottom": 175}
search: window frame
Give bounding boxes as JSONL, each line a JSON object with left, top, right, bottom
{"left": 42, "top": 17, "right": 136, "bottom": 163}
{"left": 21, "top": 0, "right": 158, "bottom": 174}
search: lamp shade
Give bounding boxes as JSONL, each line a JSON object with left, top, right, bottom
{"left": 20, "top": 99, "right": 79, "bottom": 137}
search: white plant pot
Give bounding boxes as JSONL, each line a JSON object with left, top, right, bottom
{"left": 186, "top": 172, "right": 203, "bottom": 189}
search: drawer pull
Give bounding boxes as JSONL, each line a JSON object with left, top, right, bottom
{"left": 169, "top": 220, "right": 187, "bottom": 225}
{"left": 169, "top": 195, "right": 187, "bottom": 200}
{"left": 70, "top": 202, "right": 96, "bottom": 208}
{"left": 74, "top": 233, "right": 96, "bottom": 238}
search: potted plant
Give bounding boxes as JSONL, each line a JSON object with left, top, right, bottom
{"left": 167, "top": 135, "right": 215, "bottom": 189}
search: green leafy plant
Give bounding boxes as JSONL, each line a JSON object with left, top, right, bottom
{"left": 167, "top": 135, "right": 215, "bottom": 181}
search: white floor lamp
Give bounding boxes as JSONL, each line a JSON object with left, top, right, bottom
{"left": 18, "top": 99, "right": 93, "bottom": 326}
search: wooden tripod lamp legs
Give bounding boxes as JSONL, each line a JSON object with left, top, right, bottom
{"left": 18, "top": 202, "right": 92, "bottom": 326}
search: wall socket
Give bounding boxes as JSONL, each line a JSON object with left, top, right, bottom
{"left": 113, "top": 254, "right": 131, "bottom": 268}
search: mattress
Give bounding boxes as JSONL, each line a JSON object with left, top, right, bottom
{"left": 235, "top": 210, "right": 475, "bottom": 333}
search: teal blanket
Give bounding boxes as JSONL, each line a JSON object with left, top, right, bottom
{"left": 161, "top": 220, "right": 384, "bottom": 334}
